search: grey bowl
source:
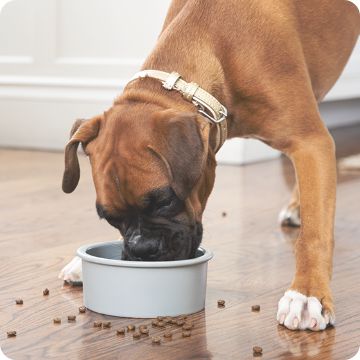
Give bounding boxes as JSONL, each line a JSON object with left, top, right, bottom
{"left": 77, "top": 240, "right": 213, "bottom": 318}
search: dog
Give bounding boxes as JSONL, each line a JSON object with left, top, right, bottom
{"left": 59, "top": 0, "right": 359, "bottom": 331}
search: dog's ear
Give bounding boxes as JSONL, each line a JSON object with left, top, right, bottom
{"left": 62, "top": 115, "right": 102, "bottom": 193}
{"left": 149, "top": 111, "right": 209, "bottom": 200}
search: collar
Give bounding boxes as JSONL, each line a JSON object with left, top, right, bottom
{"left": 127, "top": 70, "right": 228, "bottom": 153}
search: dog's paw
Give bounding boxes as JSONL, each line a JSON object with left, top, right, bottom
{"left": 58, "top": 256, "right": 83, "bottom": 284}
{"left": 278, "top": 204, "right": 301, "bottom": 227}
{"left": 276, "top": 290, "right": 335, "bottom": 331}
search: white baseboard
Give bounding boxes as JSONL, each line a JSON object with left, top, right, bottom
{"left": 0, "top": 76, "right": 359, "bottom": 165}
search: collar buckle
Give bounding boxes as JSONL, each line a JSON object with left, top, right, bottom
{"left": 192, "top": 97, "right": 227, "bottom": 125}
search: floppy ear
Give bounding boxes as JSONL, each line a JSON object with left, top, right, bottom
{"left": 150, "top": 112, "right": 209, "bottom": 200}
{"left": 62, "top": 116, "right": 102, "bottom": 193}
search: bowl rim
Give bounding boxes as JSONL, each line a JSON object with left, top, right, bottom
{"left": 77, "top": 240, "right": 213, "bottom": 268}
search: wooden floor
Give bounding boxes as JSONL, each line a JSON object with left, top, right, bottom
{"left": 0, "top": 124, "right": 359, "bottom": 360}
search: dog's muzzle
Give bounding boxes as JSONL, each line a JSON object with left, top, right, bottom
{"left": 122, "top": 220, "right": 203, "bottom": 261}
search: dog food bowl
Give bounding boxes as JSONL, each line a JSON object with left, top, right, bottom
{"left": 77, "top": 240, "right": 213, "bottom": 318}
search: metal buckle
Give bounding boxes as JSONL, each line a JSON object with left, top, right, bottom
{"left": 192, "top": 97, "right": 227, "bottom": 124}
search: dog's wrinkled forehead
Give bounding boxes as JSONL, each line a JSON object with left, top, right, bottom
{"left": 90, "top": 144, "right": 170, "bottom": 213}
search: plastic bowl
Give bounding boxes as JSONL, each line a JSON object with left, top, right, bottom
{"left": 77, "top": 240, "right": 213, "bottom": 318}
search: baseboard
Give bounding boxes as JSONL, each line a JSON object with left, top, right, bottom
{"left": 0, "top": 76, "right": 359, "bottom": 165}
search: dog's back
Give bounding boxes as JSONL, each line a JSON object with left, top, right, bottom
{"left": 160, "top": 0, "right": 359, "bottom": 102}
{"left": 293, "top": 0, "right": 359, "bottom": 99}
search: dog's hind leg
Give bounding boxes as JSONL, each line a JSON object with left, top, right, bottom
{"left": 279, "top": 184, "right": 301, "bottom": 227}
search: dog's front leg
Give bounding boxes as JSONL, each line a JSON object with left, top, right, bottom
{"left": 276, "top": 127, "right": 336, "bottom": 331}
{"left": 58, "top": 256, "right": 83, "bottom": 284}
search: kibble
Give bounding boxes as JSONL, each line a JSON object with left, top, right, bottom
{"left": 157, "top": 316, "right": 164, "bottom": 321}
{"left": 140, "top": 328, "right": 149, "bottom": 336}
{"left": 163, "top": 330, "right": 172, "bottom": 339}
{"left": 102, "top": 321, "right": 111, "bottom": 328}
{"left": 93, "top": 321, "right": 102, "bottom": 328}
{"left": 116, "top": 328, "right": 126, "bottom": 335}
{"left": 182, "top": 330, "right": 191, "bottom": 337}
{"left": 251, "top": 305, "right": 260, "bottom": 312}
{"left": 151, "top": 320, "right": 159, "bottom": 327}
{"left": 79, "top": 306, "right": 86, "bottom": 313}
{"left": 182, "top": 323, "right": 193, "bottom": 331}
{"left": 157, "top": 321, "right": 166, "bottom": 327}
{"left": 133, "top": 331, "right": 141, "bottom": 339}
{"left": 151, "top": 336, "right": 161, "bottom": 345}
{"left": 176, "top": 319, "right": 185, "bottom": 326}
{"left": 127, "top": 324, "right": 136, "bottom": 332}
{"left": 15, "top": 298, "right": 23, "bottom": 305}
{"left": 7, "top": 331, "right": 16, "bottom": 338}
{"left": 170, "top": 318, "right": 178, "bottom": 325}
{"left": 53, "top": 317, "right": 61, "bottom": 324}
{"left": 217, "top": 299, "right": 225, "bottom": 307}
{"left": 43, "top": 288, "right": 49, "bottom": 296}
{"left": 67, "top": 315, "right": 76, "bottom": 322}
{"left": 139, "top": 324, "right": 148, "bottom": 330}
{"left": 164, "top": 317, "right": 172, "bottom": 323}
{"left": 253, "top": 346, "right": 263, "bottom": 356}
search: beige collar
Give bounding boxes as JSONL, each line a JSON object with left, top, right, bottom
{"left": 127, "top": 70, "right": 228, "bottom": 153}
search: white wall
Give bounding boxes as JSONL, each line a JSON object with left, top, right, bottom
{"left": 0, "top": 0, "right": 359, "bottom": 164}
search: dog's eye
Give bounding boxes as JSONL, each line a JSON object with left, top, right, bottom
{"left": 157, "top": 198, "right": 173, "bottom": 209}
{"left": 154, "top": 198, "right": 184, "bottom": 217}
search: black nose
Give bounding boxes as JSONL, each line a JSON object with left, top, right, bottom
{"left": 126, "top": 234, "right": 159, "bottom": 260}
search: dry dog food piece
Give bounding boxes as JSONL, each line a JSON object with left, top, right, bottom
{"left": 15, "top": 298, "right": 23, "bottom": 305}
{"left": 133, "top": 331, "right": 141, "bottom": 339}
{"left": 176, "top": 319, "right": 185, "bottom": 326}
{"left": 253, "top": 346, "right": 263, "bottom": 356}
{"left": 182, "top": 323, "right": 193, "bottom": 331}
{"left": 67, "top": 315, "right": 76, "bottom": 322}
{"left": 164, "top": 317, "right": 172, "bottom": 323}
{"left": 170, "top": 318, "right": 178, "bottom": 325}
{"left": 140, "top": 328, "right": 149, "bottom": 336}
{"left": 151, "top": 336, "right": 161, "bottom": 345}
{"left": 157, "top": 321, "right": 166, "bottom": 327}
{"left": 163, "top": 330, "right": 172, "bottom": 339}
{"left": 127, "top": 324, "right": 136, "bottom": 332}
{"left": 151, "top": 320, "right": 159, "bottom": 327}
{"left": 53, "top": 317, "right": 61, "bottom": 324}
{"left": 7, "top": 331, "right": 17, "bottom": 337}
{"left": 102, "top": 321, "right": 111, "bottom": 328}
{"left": 93, "top": 321, "right": 102, "bottom": 328}
{"left": 116, "top": 328, "right": 126, "bottom": 335}
{"left": 182, "top": 331, "right": 191, "bottom": 337}
{"left": 251, "top": 305, "right": 260, "bottom": 312}
{"left": 157, "top": 316, "right": 164, "bottom": 321}
{"left": 217, "top": 299, "right": 225, "bottom": 307}
{"left": 43, "top": 288, "right": 49, "bottom": 296}
{"left": 139, "top": 324, "right": 148, "bottom": 330}
{"left": 79, "top": 306, "right": 86, "bottom": 313}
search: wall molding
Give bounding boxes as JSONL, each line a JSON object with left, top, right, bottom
{"left": 0, "top": 56, "right": 34, "bottom": 64}
{"left": 55, "top": 57, "right": 143, "bottom": 66}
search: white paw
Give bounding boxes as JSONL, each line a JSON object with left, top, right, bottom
{"left": 277, "top": 290, "right": 335, "bottom": 331}
{"left": 58, "top": 256, "right": 83, "bottom": 284}
{"left": 278, "top": 205, "right": 301, "bottom": 227}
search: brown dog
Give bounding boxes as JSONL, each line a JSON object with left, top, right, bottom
{"left": 61, "top": 0, "right": 359, "bottom": 331}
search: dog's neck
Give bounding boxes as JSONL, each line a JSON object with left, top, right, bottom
{"left": 118, "top": 13, "right": 237, "bottom": 153}
{"left": 121, "top": 78, "right": 223, "bottom": 155}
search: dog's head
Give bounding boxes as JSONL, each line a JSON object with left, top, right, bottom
{"left": 62, "top": 103, "right": 216, "bottom": 261}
